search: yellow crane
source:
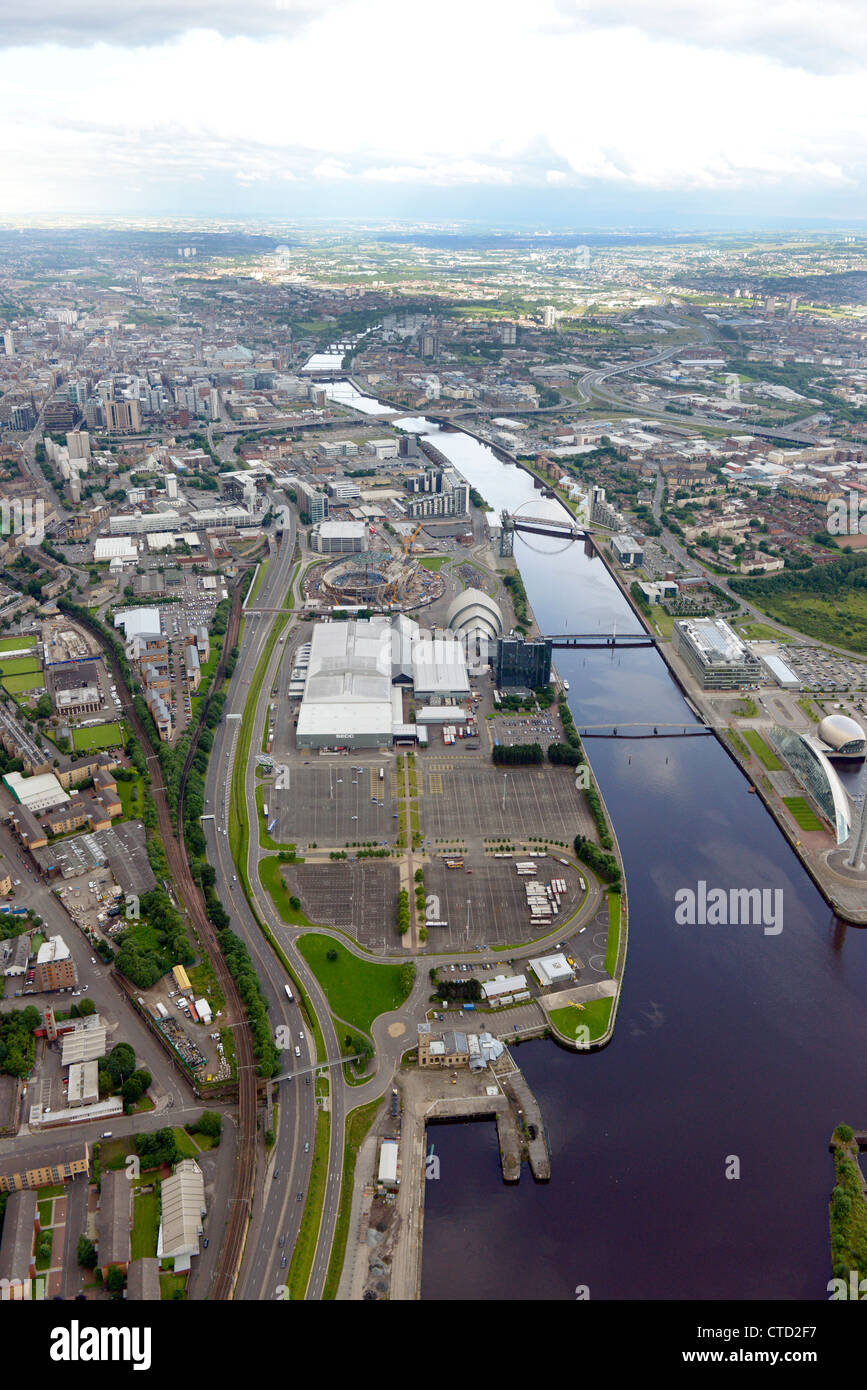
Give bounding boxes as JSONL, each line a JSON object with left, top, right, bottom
{"left": 402, "top": 522, "right": 423, "bottom": 557}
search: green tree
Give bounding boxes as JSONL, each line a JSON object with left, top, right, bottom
{"left": 194, "top": 1110, "right": 222, "bottom": 1140}
{"left": 105, "top": 1265, "right": 125, "bottom": 1296}
{"left": 77, "top": 1235, "right": 97, "bottom": 1269}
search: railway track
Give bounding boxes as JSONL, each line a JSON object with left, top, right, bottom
{"left": 69, "top": 586, "right": 258, "bottom": 1300}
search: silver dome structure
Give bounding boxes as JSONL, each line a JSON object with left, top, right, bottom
{"left": 817, "top": 714, "right": 866, "bottom": 760}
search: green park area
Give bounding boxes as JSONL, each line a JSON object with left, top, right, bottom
{"left": 0, "top": 655, "right": 41, "bottom": 676}
{"left": 549, "top": 996, "right": 613, "bottom": 1043}
{"left": 735, "top": 621, "right": 791, "bottom": 643}
{"left": 783, "top": 796, "right": 823, "bottom": 831}
{"left": 0, "top": 635, "right": 36, "bottom": 652}
{"left": 159, "top": 1272, "right": 187, "bottom": 1300}
{"left": 418, "top": 556, "right": 448, "bottom": 571}
{"left": 259, "top": 856, "right": 310, "bottom": 924}
{"left": 72, "top": 721, "right": 124, "bottom": 751}
{"left": 732, "top": 555, "right": 867, "bottom": 654}
{"left": 296, "top": 932, "right": 414, "bottom": 1035}
{"left": 131, "top": 1188, "right": 160, "bottom": 1260}
{"left": 742, "top": 730, "right": 783, "bottom": 770}
{"left": 117, "top": 774, "right": 145, "bottom": 820}
{"left": 2, "top": 672, "right": 45, "bottom": 694}
{"left": 651, "top": 607, "right": 675, "bottom": 639}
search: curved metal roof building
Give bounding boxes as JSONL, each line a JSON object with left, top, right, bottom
{"left": 445, "top": 588, "right": 503, "bottom": 644}
{"left": 768, "top": 726, "right": 852, "bottom": 844}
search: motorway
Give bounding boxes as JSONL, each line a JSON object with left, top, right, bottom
{"left": 200, "top": 503, "right": 360, "bottom": 1300}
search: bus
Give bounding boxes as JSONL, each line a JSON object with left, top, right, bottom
{"left": 284, "top": 984, "right": 294, "bottom": 1002}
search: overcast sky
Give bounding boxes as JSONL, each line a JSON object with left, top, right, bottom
{"left": 3, "top": 0, "right": 867, "bottom": 226}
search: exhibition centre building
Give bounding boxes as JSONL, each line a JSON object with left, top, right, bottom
{"left": 295, "top": 615, "right": 470, "bottom": 750}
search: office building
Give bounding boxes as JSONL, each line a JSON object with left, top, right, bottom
{"left": 296, "top": 479, "right": 329, "bottom": 523}
{"left": 611, "top": 534, "right": 643, "bottom": 567}
{"left": 103, "top": 398, "right": 141, "bottom": 433}
{"left": 495, "top": 635, "right": 553, "bottom": 690}
{"left": 11, "top": 404, "right": 36, "bottom": 432}
{"left": 672, "top": 618, "right": 762, "bottom": 689}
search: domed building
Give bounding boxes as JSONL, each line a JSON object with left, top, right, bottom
{"left": 446, "top": 588, "right": 503, "bottom": 645}
{"left": 817, "top": 714, "right": 866, "bottom": 761}
{"left": 446, "top": 589, "right": 503, "bottom": 670}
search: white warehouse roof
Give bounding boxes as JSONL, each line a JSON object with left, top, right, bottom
{"left": 378, "top": 1139, "right": 399, "bottom": 1185}
{"left": 4, "top": 771, "right": 69, "bottom": 812}
{"left": 529, "top": 953, "right": 574, "bottom": 987}
{"left": 94, "top": 536, "right": 137, "bottom": 561}
{"left": 482, "top": 973, "right": 527, "bottom": 998}
{"left": 114, "top": 607, "right": 162, "bottom": 640}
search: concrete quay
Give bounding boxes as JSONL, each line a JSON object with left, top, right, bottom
{"left": 347, "top": 1059, "right": 551, "bottom": 1300}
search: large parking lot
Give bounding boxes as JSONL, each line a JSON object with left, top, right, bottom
{"left": 783, "top": 644, "right": 867, "bottom": 692}
{"left": 286, "top": 861, "right": 400, "bottom": 950}
{"left": 421, "top": 761, "right": 592, "bottom": 843}
{"left": 270, "top": 762, "right": 398, "bottom": 847}
{"left": 423, "top": 855, "right": 587, "bottom": 951}
{"left": 489, "top": 711, "right": 563, "bottom": 747}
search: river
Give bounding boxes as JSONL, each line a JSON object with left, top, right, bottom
{"left": 317, "top": 376, "right": 867, "bottom": 1300}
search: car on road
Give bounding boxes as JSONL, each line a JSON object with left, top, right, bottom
{"left": 90, "top": 957, "right": 96, "bottom": 965}
{"left": 279, "top": 1236, "right": 285, "bottom": 1248}
{"left": 273, "top": 1170, "right": 280, "bottom": 1180}
{"left": 304, "top": 1141, "right": 309, "bottom": 1153}
{"left": 298, "top": 1030, "right": 304, "bottom": 1041}
{"left": 203, "top": 1238, "right": 209, "bottom": 1248}
{"left": 297, "top": 1192, "right": 303, "bottom": 1202}
{"left": 294, "top": 1046, "right": 301, "bottom": 1057}
{"left": 281, "top": 1255, "right": 287, "bottom": 1268}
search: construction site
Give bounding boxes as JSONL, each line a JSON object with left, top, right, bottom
{"left": 303, "top": 529, "right": 446, "bottom": 611}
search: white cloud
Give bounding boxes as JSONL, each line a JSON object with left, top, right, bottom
{"left": 1, "top": 1, "right": 867, "bottom": 210}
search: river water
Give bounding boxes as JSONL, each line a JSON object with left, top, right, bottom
{"left": 322, "top": 379, "right": 867, "bottom": 1300}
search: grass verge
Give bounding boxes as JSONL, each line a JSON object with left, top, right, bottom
{"left": 742, "top": 729, "right": 783, "bottom": 770}
{"left": 605, "top": 893, "right": 620, "bottom": 976}
{"left": 322, "top": 1096, "right": 383, "bottom": 1299}
{"left": 286, "top": 1108, "right": 330, "bottom": 1299}
{"left": 259, "top": 856, "right": 311, "bottom": 924}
